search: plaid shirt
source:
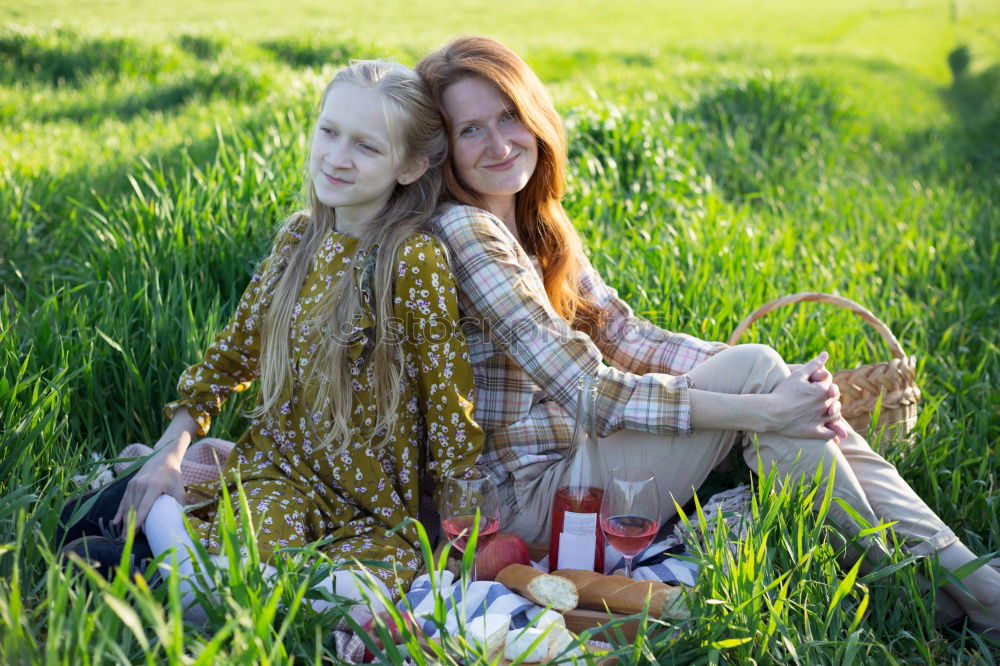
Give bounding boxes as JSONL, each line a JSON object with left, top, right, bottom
{"left": 431, "top": 205, "right": 728, "bottom": 485}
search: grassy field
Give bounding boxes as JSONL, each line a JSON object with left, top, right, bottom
{"left": 2, "top": 0, "right": 999, "bottom": 662}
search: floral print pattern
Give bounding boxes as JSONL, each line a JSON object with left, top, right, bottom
{"left": 164, "top": 219, "right": 483, "bottom": 594}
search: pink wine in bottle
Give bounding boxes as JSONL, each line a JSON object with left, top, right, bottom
{"left": 548, "top": 373, "right": 605, "bottom": 572}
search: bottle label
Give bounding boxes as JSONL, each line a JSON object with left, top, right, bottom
{"left": 558, "top": 511, "right": 597, "bottom": 570}
{"left": 562, "top": 511, "right": 597, "bottom": 535}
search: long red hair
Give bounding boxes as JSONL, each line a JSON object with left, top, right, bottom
{"left": 416, "top": 36, "right": 606, "bottom": 334}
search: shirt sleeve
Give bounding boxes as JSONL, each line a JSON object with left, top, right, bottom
{"left": 578, "top": 254, "right": 728, "bottom": 376}
{"left": 392, "top": 233, "right": 485, "bottom": 496}
{"left": 433, "top": 205, "right": 698, "bottom": 438}
{"left": 163, "top": 217, "right": 305, "bottom": 435}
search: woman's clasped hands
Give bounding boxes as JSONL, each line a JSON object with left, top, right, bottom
{"left": 766, "top": 352, "right": 848, "bottom": 443}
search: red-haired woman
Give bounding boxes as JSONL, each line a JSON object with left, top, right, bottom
{"left": 416, "top": 36, "right": 998, "bottom": 632}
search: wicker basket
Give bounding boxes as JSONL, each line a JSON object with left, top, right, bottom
{"left": 727, "top": 292, "right": 920, "bottom": 442}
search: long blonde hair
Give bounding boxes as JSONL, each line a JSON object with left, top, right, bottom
{"left": 253, "top": 61, "right": 448, "bottom": 454}
{"left": 416, "top": 36, "right": 607, "bottom": 335}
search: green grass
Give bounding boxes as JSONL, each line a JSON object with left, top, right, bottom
{"left": 2, "top": 1, "right": 999, "bottom": 662}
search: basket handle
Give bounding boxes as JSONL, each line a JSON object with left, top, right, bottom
{"left": 726, "top": 292, "right": 908, "bottom": 359}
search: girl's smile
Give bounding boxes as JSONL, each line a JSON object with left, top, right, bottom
{"left": 322, "top": 172, "right": 352, "bottom": 185}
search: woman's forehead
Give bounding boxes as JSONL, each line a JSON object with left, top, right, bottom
{"left": 442, "top": 77, "right": 512, "bottom": 123}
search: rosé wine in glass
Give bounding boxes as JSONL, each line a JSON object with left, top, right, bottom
{"left": 601, "top": 514, "right": 658, "bottom": 557}
{"left": 441, "top": 514, "right": 501, "bottom": 553}
{"left": 600, "top": 467, "right": 661, "bottom": 578}
{"left": 440, "top": 465, "right": 501, "bottom": 580}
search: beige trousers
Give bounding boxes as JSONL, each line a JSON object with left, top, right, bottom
{"left": 502, "top": 344, "right": 956, "bottom": 557}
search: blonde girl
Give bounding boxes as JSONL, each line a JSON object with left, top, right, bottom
{"left": 61, "top": 60, "right": 484, "bottom": 624}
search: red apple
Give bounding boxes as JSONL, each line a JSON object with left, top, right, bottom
{"left": 361, "top": 611, "right": 423, "bottom": 662}
{"left": 474, "top": 531, "right": 531, "bottom": 581}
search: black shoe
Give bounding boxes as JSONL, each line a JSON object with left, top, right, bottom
{"left": 56, "top": 470, "right": 139, "bottom": 546}
{"left": 60, "top": 534, "right": 156, "bottom": 581}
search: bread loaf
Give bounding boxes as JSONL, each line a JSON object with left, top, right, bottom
{"left": 552, "top": 569, "right": 689, "bottom": 619}
{"left": 495, "top": 564, "right": 578, "bottom": 612}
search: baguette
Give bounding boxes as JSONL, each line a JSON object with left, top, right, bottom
{"left": 496, "top": 564, "right": 578, "bottom": 612}
{"left": 552, "top": 569, "right": 690, "bottom": 619}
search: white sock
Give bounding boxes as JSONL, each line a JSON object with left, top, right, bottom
{"left": 143, "top": 494, "right": 209, "bottom": 623}
{"left": 141, "top": 494, "right": 389, "bottom": 625}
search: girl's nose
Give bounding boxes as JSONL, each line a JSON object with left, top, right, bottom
{"left": 324, "top": 140, "right": 352, "bottom": 168}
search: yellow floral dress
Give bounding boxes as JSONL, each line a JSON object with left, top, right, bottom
{"left": 164, "top": 217, "right": 484, "bottom": 593}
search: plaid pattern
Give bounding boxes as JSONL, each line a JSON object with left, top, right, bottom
{"left": 431, "top": 205, "right": 727, "bottom": 485}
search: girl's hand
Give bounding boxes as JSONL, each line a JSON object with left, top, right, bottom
{"left": 112, "top": 409, "right": 197, "bottom": 535}
{"left": 112, "top": 454, "right": 186, "bottom": 535}
{"left": 765, "top": 352, "right": 848, "bottom": 441}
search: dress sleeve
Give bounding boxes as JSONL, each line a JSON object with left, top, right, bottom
{"left": 392, "top": 233, "right": 485, "bottom": 492}
{"left": 433, "top": 205, "right": 699, "bottom": 437}
{"left": 578, "top": 254, "right": 728, "bottom": 376}
{"left": 163, "top": 217, "right": 305, "bottom": 435}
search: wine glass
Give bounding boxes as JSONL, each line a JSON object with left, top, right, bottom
{"left": 440, "top": 465, "right": 501, "bottom": 581}
{"left": 600, "top": 466, "right": 661, "bottom": 579}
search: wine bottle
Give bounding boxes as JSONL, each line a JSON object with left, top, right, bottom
{"left": 548, "top": 372, "right": 605, "bottom": 572}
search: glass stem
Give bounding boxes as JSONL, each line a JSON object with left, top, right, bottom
{"left": 624, "top": 556, "right": 633, "bottom": 579}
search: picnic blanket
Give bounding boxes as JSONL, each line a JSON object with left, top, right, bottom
{"left": 105, "top": 440, "right": 753, "bottom": 662}
{"left": 329, "top": 533, "right": 705, "bottom": 664}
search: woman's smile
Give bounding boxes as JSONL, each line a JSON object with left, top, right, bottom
{"left": 482, "top": 154, "right": 520, "bottom": 171}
